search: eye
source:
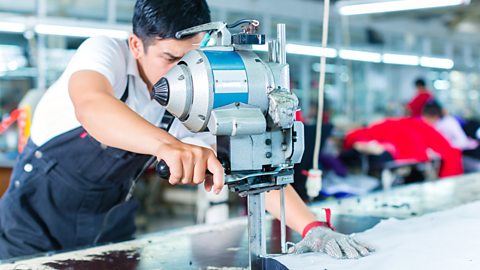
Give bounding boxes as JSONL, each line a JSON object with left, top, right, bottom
{"left": 161, "top": 55, "right": 177, "bottom": 63}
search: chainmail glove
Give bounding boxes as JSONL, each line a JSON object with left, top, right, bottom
{"left": 288, "top": 226, "right": 375, "bottom": 259}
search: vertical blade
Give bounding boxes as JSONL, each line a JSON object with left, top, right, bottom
{"left": 248, "top": 193, "right": 266, "bottom": 269}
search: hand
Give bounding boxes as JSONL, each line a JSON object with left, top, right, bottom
{"left": 155, "top": 140, "right": 224, "bottom": 193}
{"left": 288, "top": 226, "right": 374, "bottom": 259}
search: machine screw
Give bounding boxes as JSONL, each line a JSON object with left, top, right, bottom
{"left": 265, "top": 139, "right": 272, "bottom": 145}
{"left": 281, "top": 144, "right": 287, "bottom": 151}
{"left": 265, "top": 152, "right": 272, "bottom": 158}
{"left": 178, "top": 75, "right": 185, "bottom": 80}
{"left": 197, "top": 58, "right": 204, "bottom": 64}
{"left": 235, "top": 102, "right": 240, "bottom": 107}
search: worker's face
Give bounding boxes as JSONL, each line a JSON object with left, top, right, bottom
{"left": 423, "top": 115, "right": 439, "bottom": 125}
{"left": 129, "top": 33, "right": 204, "bottom": 89}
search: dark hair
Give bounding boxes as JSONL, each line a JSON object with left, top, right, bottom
{"left": 133, "top": 0, "right": 211, "bottom": 47}
{"left": 422, "top": 99, "right": 444, "bottom": 118}
{"left": 415, "top": 78, "right": 426, "bottom": 88}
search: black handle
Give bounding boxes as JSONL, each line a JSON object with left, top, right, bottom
{"left": 155, "top": 160, "right": 216, "bottom": 179}
{"left": 156, "top": 160, "right": 171, "bottom": 179}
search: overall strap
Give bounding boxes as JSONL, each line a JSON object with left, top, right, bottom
{"left": 120, "top": 40, "right": 130, "bottom": 103}
{"left": 124, "top": 112, "right": 175, "bottom": 201}
{"left": 120, "top": 77, "right": 129, "bottom": 102}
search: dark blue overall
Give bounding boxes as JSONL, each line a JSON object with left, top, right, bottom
{"left": 0, "top": 81, "right": 154, "bottom": 259}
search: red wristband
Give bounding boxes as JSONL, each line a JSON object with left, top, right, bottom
{"left": 302, "top": 221, "right": 327, "bottom": 238}
{"left": 302, "top": 208, "right": 336, "bottom": 238}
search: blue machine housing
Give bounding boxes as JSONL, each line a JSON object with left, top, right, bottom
{"left": 204, "top": 51, "right": 249, "bottom": 108}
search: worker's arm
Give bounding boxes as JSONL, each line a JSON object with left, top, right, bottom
{"left": 265, "top": 185, "right": 316, "bottom": 234}
{"left": 265, "top": 184, "right": 374, "bottom": 259}
{"left": 69, "top": 70, "right": 224, "bottom": 192}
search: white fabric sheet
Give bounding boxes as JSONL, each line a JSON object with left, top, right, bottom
{"left": 276, "top": 201, "right": 480, "bottom": 270}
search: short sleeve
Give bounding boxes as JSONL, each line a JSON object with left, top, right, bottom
{"left": 65, "top": 36, "right": 128, "bottom": 97}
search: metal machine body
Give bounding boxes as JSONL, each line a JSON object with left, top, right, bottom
{"left": 152, "top": 20, "right": 304, "bottom": 269}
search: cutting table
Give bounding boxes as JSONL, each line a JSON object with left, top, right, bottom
{"left": 2, "top": 172, "right": 480, "bottom": 270}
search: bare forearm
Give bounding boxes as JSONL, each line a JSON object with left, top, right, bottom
{"left": 69, "top": 70, "right": 176, "bottom": 156}
{"left": 76, "top": 96, "right": 175, "bottom": 155}
{"left": 265, "top": 184, "right": 317, "bottom": 234}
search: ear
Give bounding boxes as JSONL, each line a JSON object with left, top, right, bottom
{"left": 128, "top": 34, "right": 145, "bottom": 59}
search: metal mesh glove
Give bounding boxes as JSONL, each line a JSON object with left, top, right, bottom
{"left": 288, "top": 226, "right": 375, "bottom": 259}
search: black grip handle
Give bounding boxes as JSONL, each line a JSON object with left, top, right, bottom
{"left": 156, "top": 160, "right": 171, "bottom": 179}
{"left": 155, "top": 160, "right": 216, "bottom": 179}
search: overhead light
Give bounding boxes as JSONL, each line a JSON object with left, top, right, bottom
{"left": 420, "top": 57, "right": 454, "bottom": 69}
{"left": 339, "top": 49, "right": 381, "bottom": 63}
{"left": 34, "top": 24, "right": 129, "bottom": 39}
{"left": 0, "top": 22, "right": 26, "bottom": 33}
{"left": 253, "top": 44, "right": 337, "bottom": 57}
{"left": 382, "top": 53, "right": 419, "bottom": 66}
{"left": 286, "top": 44, "right": 338, "bottom": 58}
{"left": 338, "top": 0, "right": 470, "bottom": 16}
{"left": 249, "top": 44, "right": 454, "bottom": 70}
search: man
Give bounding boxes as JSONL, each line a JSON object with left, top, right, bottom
{"left": 406, "top": 78, "right": 433, "bottom": 117}
{"left": 421, "top": 100, "right": 477, "bottom": 151}
{"left": 0, "top": 0, "right": 372, "bottom": 260}
{"left": 422, "top": 100, "right": 480, "bottom": 173}
{"left": 344, "top": 117, "right": 463, "bottom": 178}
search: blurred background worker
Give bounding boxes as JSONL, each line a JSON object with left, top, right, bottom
{"left": 406, "top": 78, "right": 433, "bottom": 117}
{"left": 421, "top": 99, "right": 477, "bottom": 151}
{"left": 343, "top": 117, "right": 463, "bottom": 179}
{"left": 421, "top": 99, "right": 480, "bottom": 173}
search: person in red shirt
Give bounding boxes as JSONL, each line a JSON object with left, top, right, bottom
{"left": 344, "top": 117, "right": 463, "bottom": 178}
{"left": 406, "top": 78, "right": 433, "bottom": 117}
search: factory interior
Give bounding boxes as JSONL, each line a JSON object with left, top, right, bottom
{"left": 1, "top": 0, "right": 480, "bottom": 269}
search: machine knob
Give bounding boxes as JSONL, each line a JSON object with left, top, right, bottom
{"left": 152, "top": 77, "right": 170, "bottom": 106}
{"left": 156, "top": 159, "right": 171, "bottom": 179}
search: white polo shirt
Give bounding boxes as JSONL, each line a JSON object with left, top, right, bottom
{"left": 31, "top": 36, "right": 214, "bottom": 147}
